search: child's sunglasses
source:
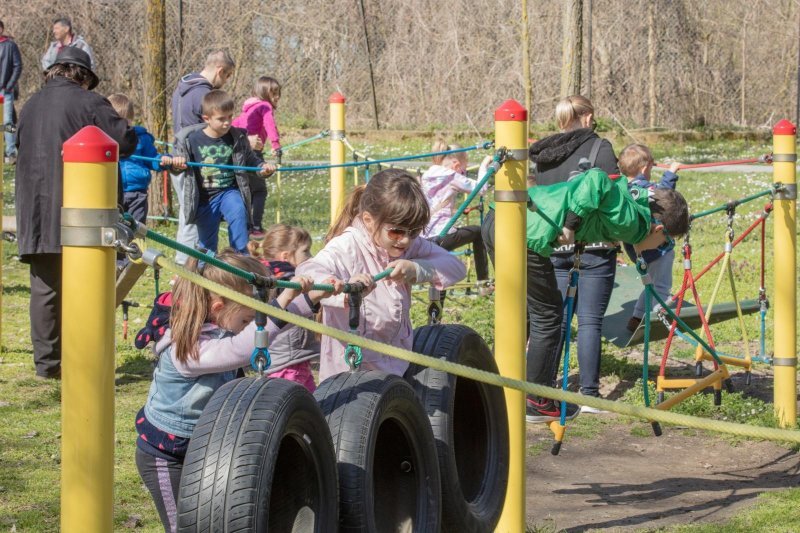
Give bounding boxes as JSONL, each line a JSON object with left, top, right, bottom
{"left": 385, "top": 226, "right": 423, "bottom": 240}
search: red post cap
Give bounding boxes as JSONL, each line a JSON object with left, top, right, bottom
{"left": 495, "top": 99, "right": 527, "bottom": 122}
{"left": 0, "top": 94, "right": 4, "bottom": 104}
{"left": 773, "top": 119, "right": 797, "bottom": 136}
{"left": 329, "top": 92, "right": 346, "bottom": 104}
{"left": 63, "top": 126, "right": 119, "bottom": 163}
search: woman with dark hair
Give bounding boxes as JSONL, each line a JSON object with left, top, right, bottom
{"left": 15, "top": 46, "right": 136, "bottom": 379}
{"left": 528, "top": 95, "right": 619, "bottom": 412}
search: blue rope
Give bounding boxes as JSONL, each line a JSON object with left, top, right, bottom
{"left": 131, "top": 141, "right": 493, "bottom": 175}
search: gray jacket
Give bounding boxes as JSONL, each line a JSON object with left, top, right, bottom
{"left": 173, "top": 124, "right": 264, "bottom": 225}
{"left": 41, "top": 34, "right": 96, "bottom": 71}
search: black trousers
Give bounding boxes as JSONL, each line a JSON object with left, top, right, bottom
{"left": 29, "top": 253, "right": 62, "bottom": 377}
{"left": 429, "top": 225, "right": 490, "bottom": 280}
{"left": 136, "top": 448, "right": 183, "bottom": 533}
{"left": 481, "top": 210, "right": 563, "bottom": 388}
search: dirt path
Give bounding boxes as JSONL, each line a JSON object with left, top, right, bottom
{"left": 524, "top": 419, "right": 800, "bottom": 531}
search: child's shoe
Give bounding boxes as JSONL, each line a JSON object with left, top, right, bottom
{"left": 250, "top": 227, "right": 266, "bottom": 239}
{"left": 525, "top": 396, "right": 580, "bottom": 423}
{"left": 626, "top": 316, "right": 642, "bottom": 333}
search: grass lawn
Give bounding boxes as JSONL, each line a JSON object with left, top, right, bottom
{"left": 1, "top": 132, "right": 798, "bottom": 531}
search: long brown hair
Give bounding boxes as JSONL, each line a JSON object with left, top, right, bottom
{"left": 253, "top": 76, "right": 282, "bottom": 108}
{"left": 170, "top": 249, "right": 267, "bottom": 363}
{"left": 325, "top": 168, "right": 430, "bottom": 242}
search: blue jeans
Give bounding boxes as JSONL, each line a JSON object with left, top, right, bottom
{"left": 195, "top": 188, "right": 249, "bottom": 253}
{"left": 170, "top": 172, "right": 199, "bottom": 265}
{"left": 3, "top": 91, "right": 16, "bottom": 158}
{"left": 551, "top": 249, "right": 617, "bottom": 397}
{"left": 633, "top": 249, "right": 675, "bottom": 319}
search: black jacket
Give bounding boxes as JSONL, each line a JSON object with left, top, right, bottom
{"left": 15, "top": 77, "right": 137, "bottom": 260}
{"left": 0, "top": 36, "right": 22, "bottom": 94}
{"left": 172, "top": 124, "right": 264, "bottom": 225}
{"left": 529, "top": 128, "right": 618, "bottom": 186}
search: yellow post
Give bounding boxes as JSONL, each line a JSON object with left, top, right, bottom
{"left": 61, "top": 126, "right": 118, "bottom": 531}
{"left": 772, "top": 119, "right": 797, "bottom": 427}
{"left": 493, "top": 99, "right": 528, "bottom": 532}
{"left": 329, "top": 92, "right": 346, "bottom": 225}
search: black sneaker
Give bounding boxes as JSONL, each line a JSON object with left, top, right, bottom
{"left": 525, "top": 397, "right": 581, "bottom": 423}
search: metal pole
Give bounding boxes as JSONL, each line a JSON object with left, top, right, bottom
{"left": 494, "top": 100, "right": 528, "bottom": 531}
{"left": 61, "top": 126, "right": 118, "bottom": 531}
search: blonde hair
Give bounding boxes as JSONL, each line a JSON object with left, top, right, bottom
{"left": 618, "top": 144, "right": 654, "bottom": 177}
{"left": 253, "top": 76, "right": 282, "bottom": 108}
{"left": 108, "top": 93, "right": 133, "bottom": 121}
{"left": 248, "top": 224, "right": 311, "bottom": 259}
{"left": 326, "top": 169, "right": 430, "bottom": 243}
{"left": 431, "top": 139, "right": 466, "bottom": 167}
{"left": 202, "top": 89, "right": 235, "bottom": 116}
{"left": 205, "top": 49, "right": 236, "bottom": 71}
{"left": 170, "top": 249, "right": 267, "bottom": 363}
{"left": 555, "top": 95, "right": 594, "bottom": 131}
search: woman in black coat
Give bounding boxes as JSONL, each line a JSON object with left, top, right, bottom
{"left": 528, "top": 95, "right": 619, "bottom": 409}
{"left": 15, "top": 47, "right": 136, "bottom": 378}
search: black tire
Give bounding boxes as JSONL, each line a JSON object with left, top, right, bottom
{"left": 177, "top": 377, "right": 338, "bottom": 532}
{"left": 405, "top": 324, "right": 509, "bottom": 533}
{"left": 314, "top": 370, "right": 441, "bottom": 532}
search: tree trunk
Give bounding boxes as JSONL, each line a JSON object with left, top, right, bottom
{"left": 560, "top": 0, "right": 583, "bottom": 97}
{"left": 145, "top": 0, "right": 169, "bottom": 217}
{"left": 521, "top": 0, "right": 532, "bottom": 133}
{"left": 648, "top": 1, "right": 657, "bottom": 128}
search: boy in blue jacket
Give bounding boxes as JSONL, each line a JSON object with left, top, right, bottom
{"left": 618, "top": 144, "right": 683, "bottom": 333}
{"left": 109, "top": 93, "right": 168, "bottom": 224}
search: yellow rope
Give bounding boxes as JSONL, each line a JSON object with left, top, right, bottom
{"left": 154, "top": 254, "right": 800, "bottom": 444}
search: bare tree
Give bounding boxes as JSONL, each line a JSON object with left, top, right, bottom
{"left": 145, "top": 0, "right": 168, "bottom": 216}
{"left": 561, "top": 0, "right": 583, "bottom": 97}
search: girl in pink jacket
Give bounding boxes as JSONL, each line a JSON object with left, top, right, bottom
{"left": 297, "top": 169, "right": 467, "bottom": 380}
{"left": 232, "top": 76, "right": 282, "bottom": 236}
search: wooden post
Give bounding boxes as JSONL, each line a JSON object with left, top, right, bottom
{"left": 560, "top": 0, "right": 583, "bottom": 97}
{"left": 145, "top": 0, "right": 169, "bottom": 217}
{"left": 521, "top": 0, "right": 532, "bottom": 133}
{"left": 647, "top": 1, "right": 657, "bottom": 128}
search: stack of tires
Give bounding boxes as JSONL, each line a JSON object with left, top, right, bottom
{"left": 176, "top": 324, "right": 508, "bottom": 532}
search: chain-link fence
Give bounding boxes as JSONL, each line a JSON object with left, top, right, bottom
{"left": 4, "top": 0, "right": 799, "bottom": 133}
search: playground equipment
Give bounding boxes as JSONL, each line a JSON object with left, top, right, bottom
{"left": 57, "top": 107, "right": 800, "bottom": 531}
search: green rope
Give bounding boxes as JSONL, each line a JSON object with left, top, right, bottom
{"left": 278, "top": 130, "right": 330, "bottom": 153}
{"left": 122, "top": 214, "right": 392, "bottom": 292}
{"left": 690, "top": 187, "right": 775, "bottom": 221}
{"left": 438, "top": 148, "right": 505, "bottom": 237}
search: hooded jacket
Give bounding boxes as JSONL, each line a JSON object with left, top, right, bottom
{"left": 420, "top": 162, "right": 489, "bottom": 238}
{"left": 524, "top": 168, "right": 651, "bottom": 258}
{"left": 170, "top": 73, "right": 212, "bottom": 135}
{"left": 41, "top": 34, "right": 96, "bottom": 71}
{"left": 0, "top": 35, "right": 22, "bottom": 93}
{"left": 231, "top": 97, "right": 281, "bottom": 151}
{"left": 172, "top": 123, "right": 264, "bottom": 225}
{"left": 529, "top": 128, "right": 618, "bottom": 187}
{"left": 120, "top": 125, "right": 161, "bottom": 192}
{"left": 15, "top": 76, "right": 137, "bottom": 260}
{"left": 297, "top": 217, "right": 466, "bottom": 380}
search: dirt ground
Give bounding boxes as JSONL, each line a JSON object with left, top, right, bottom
{"left": 522, "top": 356, "right": 798, "bottom": 532}
{"left": 524, "top": 418, "right": 799, "bottom": 531}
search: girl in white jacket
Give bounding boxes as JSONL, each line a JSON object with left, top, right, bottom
{"left": 298, "top": 169, "right": 466, "bottom": 380}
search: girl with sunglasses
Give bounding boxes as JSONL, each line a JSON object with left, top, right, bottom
{"left": 298, "top": 169, "right": 466, "bottom": 381}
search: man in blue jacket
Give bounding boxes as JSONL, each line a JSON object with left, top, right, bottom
{"left": 0, "top": 19, "right": 22, "bottom": 164}
{"left": 169, "top": 49, "right": 235, "bottom": 264}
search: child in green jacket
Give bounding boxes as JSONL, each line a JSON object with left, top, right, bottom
{"left": 481, "top": 168, "right": 689, "bottom": 423}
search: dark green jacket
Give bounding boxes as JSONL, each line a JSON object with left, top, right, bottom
{"left": 526, "top": 168, "right": 651, "bottom": 257}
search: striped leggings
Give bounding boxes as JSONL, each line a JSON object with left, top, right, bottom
{"left": 136, "top": 447, "right": 183, "bottom": 533}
